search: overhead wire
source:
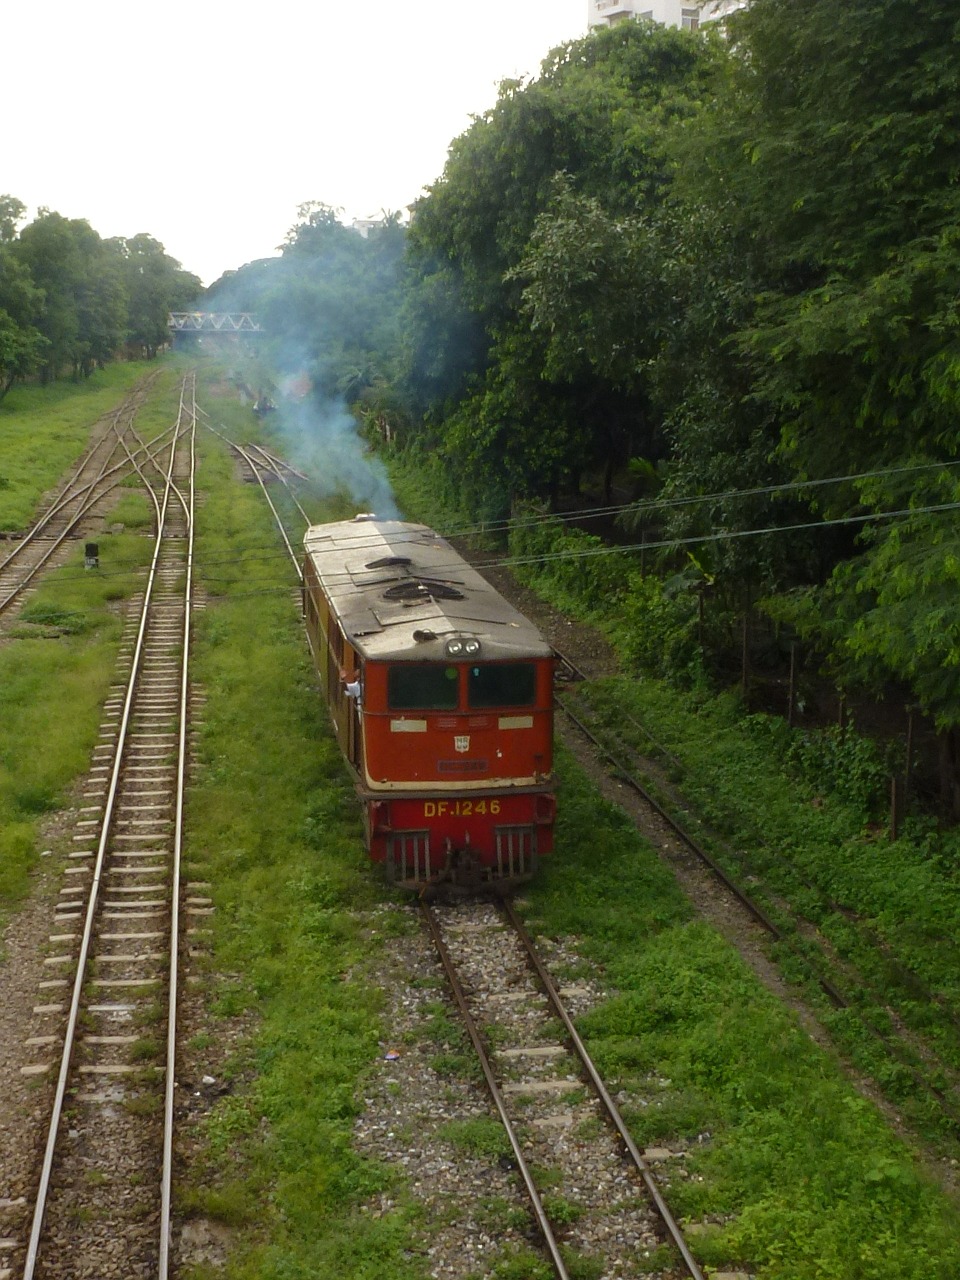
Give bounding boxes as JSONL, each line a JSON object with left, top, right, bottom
{"left": 16, "top": 494, "right": 960, "bottom": 594}
{"left": 9, "top": 408, "right": 960, "bottom": 593}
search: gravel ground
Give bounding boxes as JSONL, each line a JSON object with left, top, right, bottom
{"left": 353, "top": 900, "right": 687, "bottom": 1279}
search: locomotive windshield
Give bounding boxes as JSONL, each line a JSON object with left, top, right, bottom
{"left": 388, "top": 664, "right": 459, "bottom": 710}
{"left": 468, "top": 663, "right": 536, "bottom": 709}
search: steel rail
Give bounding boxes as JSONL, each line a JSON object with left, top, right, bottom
{"left": 0, "top": 417, "right": 184, "bottom": 615}
{"left": 0, "top": 379, "right": 164, "bottom": 574}
{"left": 242, "top": 442, "right": 312, "bottom": 523}
{"left": 557, "top": 691, "right": 960, "bottom": 1130}
{"left": 501, "top": 899, "right": 706, "bottom": 1280}
{"left": 195, "top": 412, "right": 313, "bottom": 543}
{"left": 558, "top": 695, "right": 787, "bottom": 942}
{"left": 420, "top": 903, "right": 573, "bottom": 1280}
{"left": 0, "top": 389, "right": 146, "bottom": 574}
{"left": 232, "top": 442, "right": 303, "bottom": 582}
{"left": 111, "top": 407, "right": 193, "bottom": 528}
{"left": 159, "top": 374, "right": 197, "bottom": 1277}
{"left": 571, "top": 687, "right": 960, "bottom": 1040}
{"left": 244, "top": 441, "right": 310, "bottom": 483}
{"left": 21, "top": 382, "right": 192, "bottom": 1280}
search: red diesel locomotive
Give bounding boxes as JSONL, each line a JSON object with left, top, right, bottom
{"left": 302, "top": 517, "right": 555, "bottom": 889}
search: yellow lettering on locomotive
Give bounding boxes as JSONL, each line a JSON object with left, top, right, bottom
{"left": 424, "top": 802, "right": 436, "bottom": 817}
{"left": 490, "top": 800, "right": 501, "bottom": 815}
{"left": 437, "top": 801, "right": 449, "bottom": 816}
{"left": 476, "top": 800, "right": 486, "bottom": 815}
{"left": 462, "top": 801, "right": 473, "bottom": 817}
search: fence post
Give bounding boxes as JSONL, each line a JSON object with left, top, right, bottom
{"left": 741, "top": 612, "right": 750, "bottom": 699}
{"left": 787, "top": 642, "right": 797, "bottom": 727}
{"left": 904, "top": 706, "right": 915, "bottom": 803}
{"left": 890, "top": 775, "right": 900, "bottom": 842}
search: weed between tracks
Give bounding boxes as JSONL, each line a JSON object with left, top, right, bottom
{"left": 0, "top": 526, "right": 156, "bottom": 925}
{"left": 0, "top": 362, "right": 160, "bottom": 530}
{"left": 176, "top": 372, "right": 424, "bottom": 1278}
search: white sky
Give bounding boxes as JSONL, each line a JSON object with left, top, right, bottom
{"left": 4, "top": 1, "right": 588, "bottom": 287}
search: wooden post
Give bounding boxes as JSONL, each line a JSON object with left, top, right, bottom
{"left": 904, "top": 706, "right": 915, "bottom": 802}
{"left": 838, "top": 694, "right": 846, "bottom": 731}
{"left": 890, "top": 775, "right": 900, "bottom": 842}
{"left": 787, "top": 642, "right": 797, "bottom": 727}
{"left": 741, "top": 612, "right": 750, "bottom": 697}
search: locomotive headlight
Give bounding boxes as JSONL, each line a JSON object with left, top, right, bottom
{"left": 446, "top": 639, "right": 464, "bottom": 656}
{"left": 463, "top": 639, "right": 481, "bottom": 656}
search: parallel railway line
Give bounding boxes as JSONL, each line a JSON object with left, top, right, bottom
{"left": 555, "top": 682, "right": 960, "bottom": 1139}
{"left": 0, "top": 375, "right": 179, "bottom": 621}
{"left": 7, "top": 374, "right": 198, "bottom": 1280}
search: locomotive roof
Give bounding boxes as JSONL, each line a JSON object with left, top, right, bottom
{"left": 303, "top": 518, "right": 553, "bottom": 663}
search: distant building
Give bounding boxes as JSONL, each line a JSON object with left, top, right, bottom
{"left": 587, "top": 0, "right": 702, "bottom": 32}
{"left": 351, "top": 217, "right": 385, "bottom": 239}
{"left": 698, "top": 0, "right": 750, "bottom": 22}
{"left": 586, "top": 0, "right": 749, "bottom": 31}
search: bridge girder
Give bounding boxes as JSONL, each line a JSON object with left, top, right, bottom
{"left": 168, "top": 312, "right": 264, "bottom": 333}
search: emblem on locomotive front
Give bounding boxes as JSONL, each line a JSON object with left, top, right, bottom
{"left": 455, "top": 735, "right": 470, "bottom": 754}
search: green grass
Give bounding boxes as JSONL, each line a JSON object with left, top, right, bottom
{"left": 0, "top": 361, "right": 160, "bottom": 530}
{"left": 177, "top": 366, "right": 424, "bottom": 1279}
{"left": 385, "top": 442, "right": 960, "bottom": 1278}
{"left": 572, "top": 679, "right": 960, "bottom": 1121}
{"left": 0, "top": 531, "right": 155, "bottom": 920}
{"left": 519, "top": 748, "right": 960, "bottom": 1279}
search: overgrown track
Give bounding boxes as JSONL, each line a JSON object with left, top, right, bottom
{"left": 14, "top": 374, "right": 198, "bottom": 1280}
{"left": 556, "top": 680, "right": 960, "bottom": 1142}
{"left": 197, "top": 413, "right": 310, "bottom": 580}
{"left": 0, "top": 375, "right": 180, "bottom": 622}
{"left": 423, "top": 898, "right": 703, "bottom": 1280}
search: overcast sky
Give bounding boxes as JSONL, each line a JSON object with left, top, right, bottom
{"left": 5, "top": 1, "right": 588, "bottom": 286}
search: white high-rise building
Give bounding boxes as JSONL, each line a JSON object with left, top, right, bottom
{"left": 587, "top": 0, "right": 701, "bottom": 31}
{"left": 587, "top": 0, "right": 749, "bottom": 30}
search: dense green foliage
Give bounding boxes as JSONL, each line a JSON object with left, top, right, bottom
{"left": 0, "top": 197, "right": 200, "bottom": 397}
{"left": 371, "top": 2, "right": 960, "bottom": 804}
{"left": 205, "top": 204, "right": 406, "bottom": 408}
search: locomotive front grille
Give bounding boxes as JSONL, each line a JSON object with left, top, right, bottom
{"left": 390, "top": 830, "right": 432, "bottom": 883}
{"left": 495, "top": 825, "right": 538, "bottom": 880}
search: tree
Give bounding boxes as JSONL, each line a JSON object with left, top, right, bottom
{"left": 115, "top": 234, "right": 201, "bottom": 358}
{"left": 0, "top": 240, "right": 45, "bottom": 399}
{"left": 401, "top": 21, "right": 725, "bottom": 510}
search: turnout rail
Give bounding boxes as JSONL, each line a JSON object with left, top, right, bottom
{"left": 17, "top": 375, "right": 197, "bottom": 1280}
{"left": 0, "top": 376, "right": 180, "bottom": 620}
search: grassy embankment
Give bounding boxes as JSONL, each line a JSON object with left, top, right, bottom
{"left": 0, "top": 361, "right": 155, "bottom": 530}
{"left": 0, "top": 366, "right": 183, "bottom": 934}
{"left": 386, "top": 448, "right": 960, "bottom": 1279}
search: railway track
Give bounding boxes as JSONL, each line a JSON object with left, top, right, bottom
{"left": 5, "top": 374, "right": 198, "bottom": 1280}
{"left": 555, "top": 679, "right": 960, "bottom": 1139}
{"left": 210, "top": 419, "right": 706, "bottom": 1277}
{"left": 0, "top": 375, "right": 181, "bottom": 623}
{"left": 423, "top": 897, "right": 703, "bottom": 1279}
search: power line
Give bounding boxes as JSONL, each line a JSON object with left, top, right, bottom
{"left": 14, "top": 495, "right": 960, "bottom": 597}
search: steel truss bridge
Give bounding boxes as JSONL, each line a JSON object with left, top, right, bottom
{"left": 168, "top": 312, "right": 264, "bottom": 334}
